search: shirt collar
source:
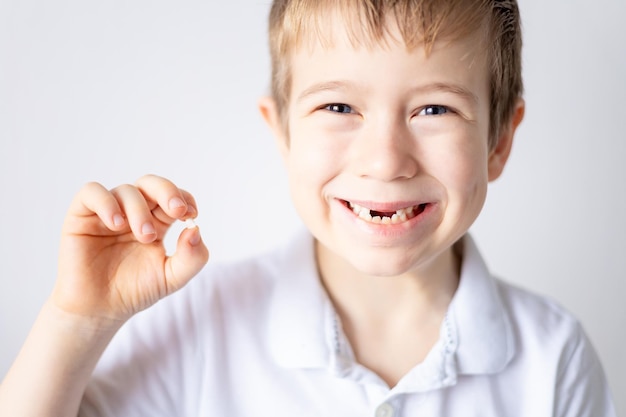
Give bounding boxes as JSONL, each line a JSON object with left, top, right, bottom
{"left": 448, "top": 235, "right": 515, "bottom": 375}
{"left": 267, "top": 229, "right": 334, "bottom": 369}
{"left": 267, "top": 231, "right": 515, "bottom": 376}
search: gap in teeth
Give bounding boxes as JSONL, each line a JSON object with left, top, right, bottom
{"left": 347, "top": 201, "right": 424, "bottom": 224}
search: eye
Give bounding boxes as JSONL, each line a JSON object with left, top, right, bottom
{"left": 323, "top": 103, "right": 354, "bottom": 114}
{"left": 418, "top": 105, "right": 449, "bottom": 116}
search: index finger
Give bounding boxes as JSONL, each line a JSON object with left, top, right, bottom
{"left": 65, "top": 181, "right": 126, "bottom": 232}
{"left": 134, "top": 174, "right": 198, "bottom": 224}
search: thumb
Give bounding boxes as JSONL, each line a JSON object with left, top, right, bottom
{"left": 164, "top": 226, "right": 209, "bottom": 294}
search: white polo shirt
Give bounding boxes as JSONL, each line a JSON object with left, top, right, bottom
{"left": 80, "top": 231, "right": 616, "bottom": 417}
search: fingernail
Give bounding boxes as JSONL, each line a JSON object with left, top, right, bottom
{"left": 113, "top": 214, "right": 125, "bottom": 227}
{"left": 186, "top": 205, "right": 197, "bottom": 216}
{"left": 142, "top": 222, "right": 156, "bottom": 235}
{"left": 189, "top": 228, "right": 201, "bottom": 246}
{"left": 169, "top": 197, "right": 186, "bottom": 211}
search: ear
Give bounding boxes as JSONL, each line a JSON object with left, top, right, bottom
{"left": 258, "top": 96, "right": 289, "bottom": 160}
{"left": 487, "top": 98, "right": 525, "bottom": 181}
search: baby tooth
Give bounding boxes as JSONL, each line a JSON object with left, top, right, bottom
{"left": 351, "top": 203, "right": 417, "bottom": 224}
{"left": 359, "top": 210, "right": 372, "bottom": 221}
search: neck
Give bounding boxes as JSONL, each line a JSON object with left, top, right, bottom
{"left": 315, "top": 241, "right": 462, "bottom": 387}
{"left": 316, "top": 242, "right": 461, "bottom": 324}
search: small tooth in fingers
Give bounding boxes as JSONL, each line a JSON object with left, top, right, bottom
{"left": 184, "top": 218, "right": 197, "bottom": 229}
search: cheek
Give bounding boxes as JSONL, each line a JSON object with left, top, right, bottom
{"left": 283, "top": 132, "right": 343, "bottom": 212}
{"left": 427, "top": 134, "right": 490, "bottom": 204}
{"left": 286, "top": 125, "right": 347, "bottom": 181}
{"left": 449, "top": 148, "right": 489, "bottom": 214}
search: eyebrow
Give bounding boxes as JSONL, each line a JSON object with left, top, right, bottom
{"left": 296, "top": 80, "right": 355, "bottom": 103}
{"left": 296, "top": 80, "right": 479, "bottom": 105}
{"left": 415, "top": 82, "right": 480, "bottom": 105}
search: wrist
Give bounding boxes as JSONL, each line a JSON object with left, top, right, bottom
{"left": 41, "top": 299, "right": 125, "bottom": 341}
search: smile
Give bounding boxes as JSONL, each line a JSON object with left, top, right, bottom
{"left": 343, "top": 201, "right": 428, "bottom": 225}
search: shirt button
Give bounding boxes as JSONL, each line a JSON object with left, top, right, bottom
{"left": 375, "top": 402, "right": 395, "bottom": 417}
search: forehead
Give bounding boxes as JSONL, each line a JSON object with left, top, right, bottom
{"left": 289, "top": 21, "right": 489, "bottom": 102}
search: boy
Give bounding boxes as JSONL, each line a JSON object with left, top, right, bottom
{"left": 0, "top": 0, "right": 617, "bottom": 416}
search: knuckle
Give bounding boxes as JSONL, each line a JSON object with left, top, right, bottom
{"left": 112, "top": 183, "right": 136, "bottom": 194}
{"left": 82, "top": 181, "right": 105, "bottom": 193}
{"left": 135, "top": 173, "right": 164, "bottom": 186}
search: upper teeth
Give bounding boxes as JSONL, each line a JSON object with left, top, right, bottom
{"left": 349, "top": 202, "right": 416, "bottom": 224}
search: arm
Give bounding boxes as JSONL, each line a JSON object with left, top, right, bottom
{"left": 554, "top": 323, "right": 617, "bottom": 417}
{"left": 0, "top": 175, "right": 209, "bottom": 417}
{"left": 0, "top": 302, "right": 121, "bottom": 417}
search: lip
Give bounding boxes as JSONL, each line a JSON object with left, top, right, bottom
{"left": 334, "top": 197, "right": 439, "bottom": 239}
{"left": 342, "top": 199, "right": 423, "bottom": 212}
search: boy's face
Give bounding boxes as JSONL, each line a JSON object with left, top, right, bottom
{"left": 262, "top": 24, "right": 520, "bottom": 279}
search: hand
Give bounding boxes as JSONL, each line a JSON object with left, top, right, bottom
{"left": 52, "top": 174, "right": 209, "bottom": 323}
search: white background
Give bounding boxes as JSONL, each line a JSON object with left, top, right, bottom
{"left": 0, "top": 0, "right": 624, "bottom": 414}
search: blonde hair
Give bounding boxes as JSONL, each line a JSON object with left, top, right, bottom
{"left": 268, "top": 0, "right": 523, "bottom": 148}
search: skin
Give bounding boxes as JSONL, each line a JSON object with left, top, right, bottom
{"left": 259, "top": 24, "right": 525, "bottom": 386}
{"left": 0, "top": 17, "right": 524, "bottom": 417}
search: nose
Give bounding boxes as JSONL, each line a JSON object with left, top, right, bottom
{"left": 351, "top": 116, "right": 419, "bottom": 181}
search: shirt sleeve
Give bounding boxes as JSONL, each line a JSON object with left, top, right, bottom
{"left": 78, "top": 273, "right": 212, "bottom": 417}
{"left": 554, "top": 323, "right": 617, "bottom": 417}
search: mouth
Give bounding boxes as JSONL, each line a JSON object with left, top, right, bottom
{"left": 341, "top": 200, "right": 428, "bottom": 225}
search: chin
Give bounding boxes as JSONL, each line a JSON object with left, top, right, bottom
{"left": 345, "top": 250, "right": 420, "bottom": 278}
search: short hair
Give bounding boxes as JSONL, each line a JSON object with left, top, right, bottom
{"left": 268, "top": 0, "right": 523, "bottom": 148}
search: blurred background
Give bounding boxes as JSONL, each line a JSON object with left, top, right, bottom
{"left": 1, "top": 0, "right": 624, "bottom": 414}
